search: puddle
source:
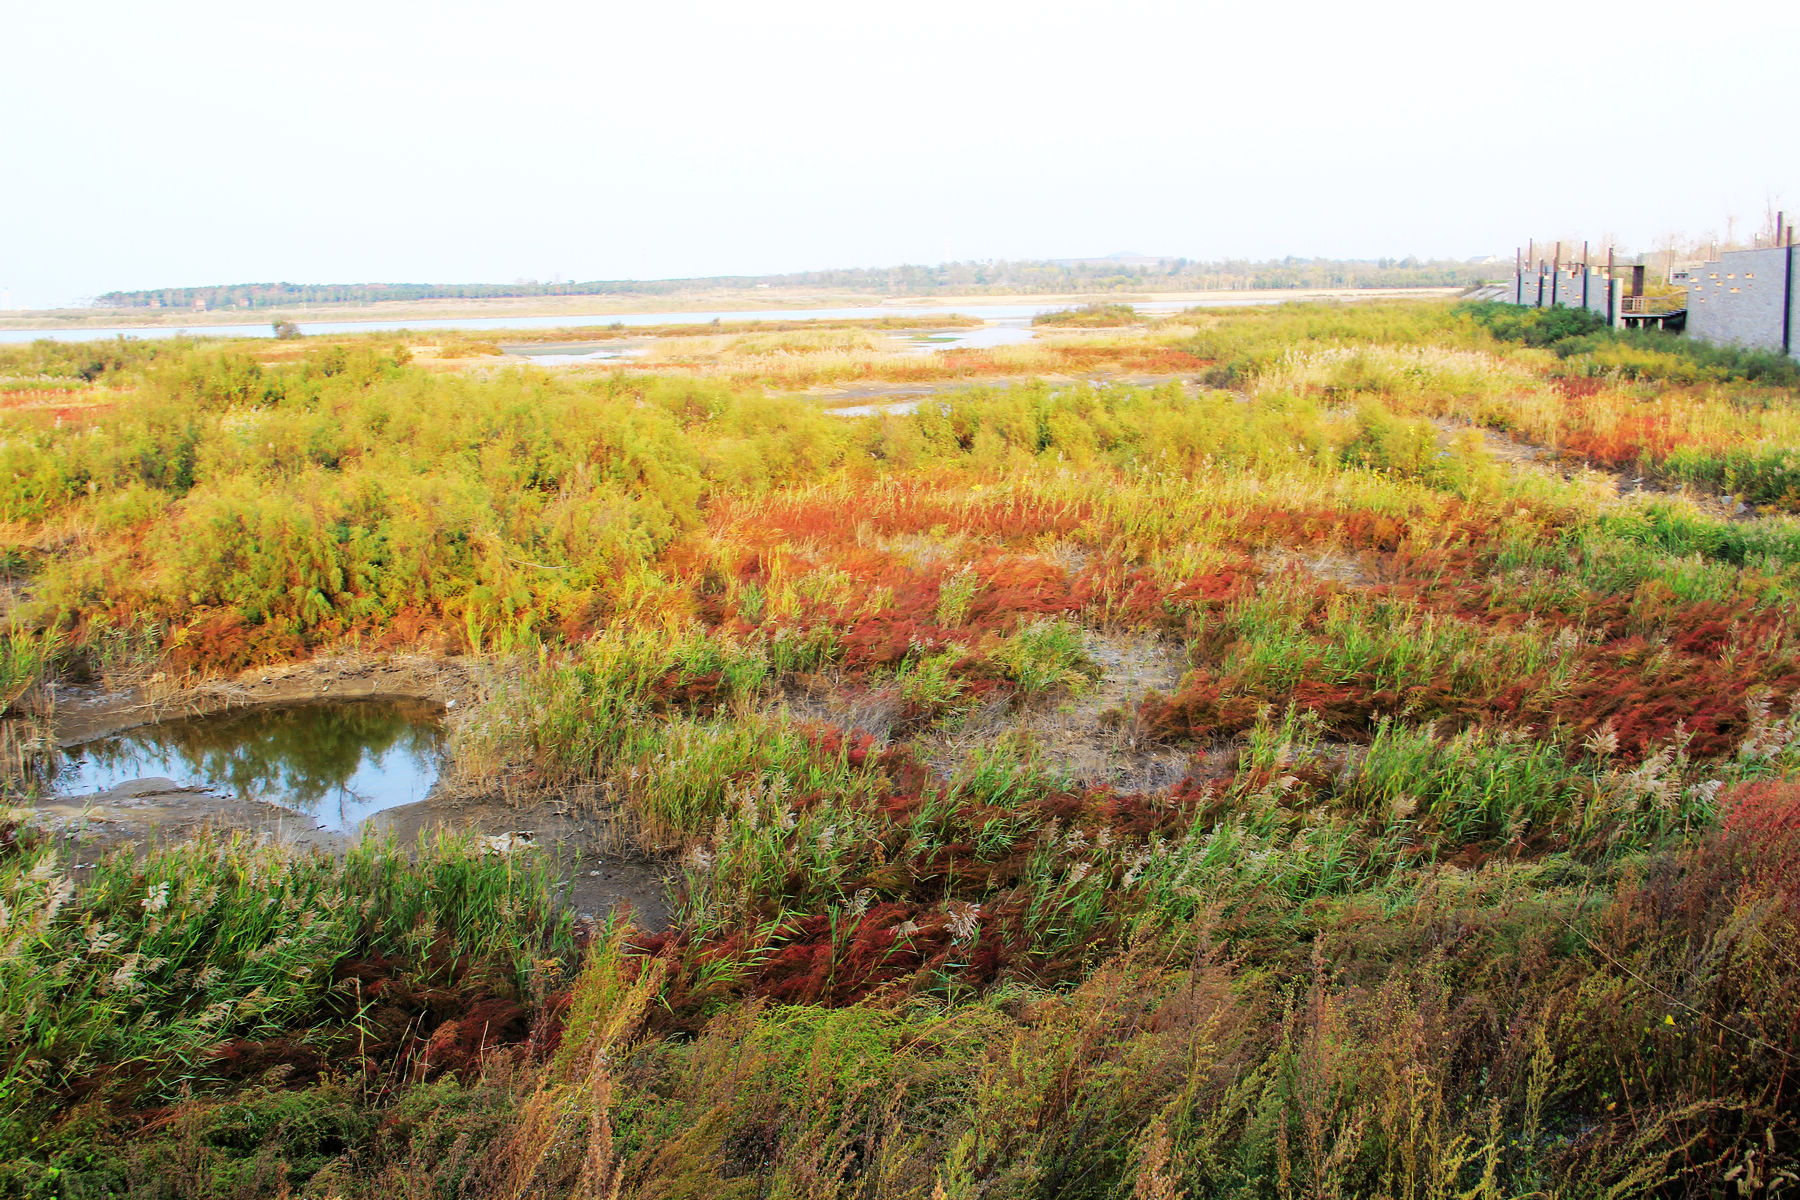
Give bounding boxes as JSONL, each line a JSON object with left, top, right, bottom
{"left": 55, "top": 699, "right": 446, "bottom": 833}
{"left": 827, "top": 398, "right": 928, "bottom": 417}
{"left": 900, "top": 320, "right": 1038, "bottom": 354}
{"left": 500, "top": 339, "right": 647, "bottom": 366}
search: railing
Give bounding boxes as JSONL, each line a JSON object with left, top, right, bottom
{"left": 1621, "top": 294, "right": 1686, "bottom": 315}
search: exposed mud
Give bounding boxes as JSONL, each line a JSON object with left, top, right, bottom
{"left": 48, "top": 653, "right": 480, "bottom": 747}
{"left": 924, "top": 632, "right": 1197, "bottom": 790}
{"left": 31, "top": 653, "right": 672, "bottom": 929}
{"left": 33, "top": 777, "right": 347, "bottom": 862}
{"left": 777, "top": 633, "right": 1197, "bottom": 792}
{"left": 369, "top": 795, "right": 671, "bottom": 930}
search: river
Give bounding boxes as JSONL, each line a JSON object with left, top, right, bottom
{"left": 0, "top": 297, "right": 1290, "bottom": 345}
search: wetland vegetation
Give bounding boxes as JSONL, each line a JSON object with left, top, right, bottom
{"left": 1031, "top": 302, "right": 1141, "bottom": 328}
{"left": 4, "top": 300, "right": 1800, "bottom": 1197}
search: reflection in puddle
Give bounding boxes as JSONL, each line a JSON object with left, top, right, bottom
{"left": 57, "top": 699, "right": 446, "bottom": 833}
{"left": 900, "top": 320, "right": 1038, "bottom": 354}
{"left": 520, "top": 350, "right": 635, "bottom": 366}
{"left": 825, "top": 398, "right": 928, "bottom": 417}
{"left": 502, "top": 340, "right": 647, "bottom": 366}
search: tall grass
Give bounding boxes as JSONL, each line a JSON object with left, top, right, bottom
{"left": 0, "top": 833, "right": 571, "bottom": 1107}
{"left": 10, "top": 303, "right": 1800, "bottom": 1196}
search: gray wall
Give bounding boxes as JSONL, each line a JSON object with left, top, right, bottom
{"left": 1508, "top": 267, "right": 1615, "bottom": 321}
{"left": 1510, "top": 270, "right": 1544, "bottom": 305}
{"left": 1686, "top": 247, "right": 1798, "bottom": 359}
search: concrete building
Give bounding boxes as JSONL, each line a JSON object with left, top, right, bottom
{"left": 1507, "top": 262, "right": 1621, "bottom": 324}
{"left": 1685, "top": 246, "right": 1799, "bottom": 361}
{"left": 1494, "top": 236, "right": 1800, "bottom": 360}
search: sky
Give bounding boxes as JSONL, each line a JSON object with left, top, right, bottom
{"left": 2, "top": 0, "right": 1796, "bottom": 308}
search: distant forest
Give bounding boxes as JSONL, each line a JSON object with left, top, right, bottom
{"left": 94, "top": 256, "right": 1497, "bottom": 309}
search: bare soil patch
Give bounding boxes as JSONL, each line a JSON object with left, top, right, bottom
{"left": 33, "top": 778, "right": 346, "bottom": 861}
{"left": 781, "top": 633, "right": 1198, "bottom": 792}
{"left": 926, "top": 632, "right": 1195, "bottom": 790}
{"left": 1258, "top": 546, "right": 1376, "bottom": 587}
{"left": 372, "top": 797, "right": 670, "bottom": 930}
{"left": 48, "top": 653, "right": 479, "bottom": 747}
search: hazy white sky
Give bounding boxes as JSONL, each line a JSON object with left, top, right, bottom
{"left": 3, "top": 0, "right": 1795, "bottom": 307}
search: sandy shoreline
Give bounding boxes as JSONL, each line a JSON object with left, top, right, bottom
{"left": 0, "top": 286, "right": 1464, "bottom": 332}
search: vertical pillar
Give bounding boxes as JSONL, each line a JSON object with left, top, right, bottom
{"left": 1608, "top": 248, "right": 1620, "bottom": 327}
{"left": 1783, "top": 234, "right": 1795, "bottom": 360}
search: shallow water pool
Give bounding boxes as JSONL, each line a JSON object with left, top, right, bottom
{"left": 57, "top": 699, "right": 446, "bottom": 833}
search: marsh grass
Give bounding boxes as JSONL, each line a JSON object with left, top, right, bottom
{"left": 0, "top": 624, "right": 59, "bottom": 717}
{"left": 0, "top": 830, "right": 574, "bottom": 1198}
{"left": 8, "top": 301, "right": 1800, "bottom": 1197}
{"left": 1032, "top": 302, "right": 1140, "bottom": 328}
{"left": 993, "top": 618, "right": 1099, "bottom": 700}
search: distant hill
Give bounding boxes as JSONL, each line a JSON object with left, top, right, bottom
{"left": 93, "top": 256, "right": 1495, "bottom": 310}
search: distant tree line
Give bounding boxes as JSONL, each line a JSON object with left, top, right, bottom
{"left": 94, "top": 257, "right": 1496, "bottom": 309}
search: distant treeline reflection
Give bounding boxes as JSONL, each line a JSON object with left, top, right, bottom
{"left": 68, "top": 699, "right": 444, "bottom": 816}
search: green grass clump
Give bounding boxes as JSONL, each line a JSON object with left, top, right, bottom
{"left": 1457, "top": 298, "right": 1608, "bottom": 347}
{"left": 993, "top": 618, "right": 1098, "bottom": 699}
{"left": 1597, "top": 501, "right": 1800, "bottom": 567}
{"left": 1031, "top": 303, "right": 1140, "bottom": 328}
{"left": 1555, "top": 327, "right": 1800, "bottom": 386}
